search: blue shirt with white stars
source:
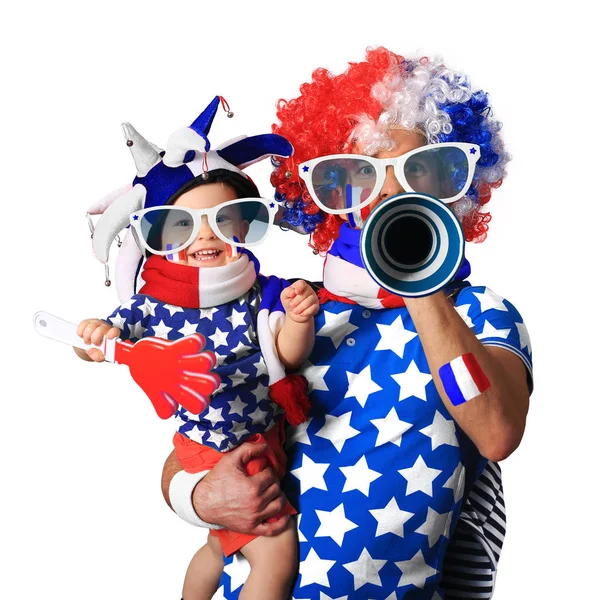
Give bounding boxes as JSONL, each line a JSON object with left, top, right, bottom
{"left": 106, "top": 283, "right": 284, "bottom": 451}
{"left": 217, "top": 285, "right": 532, "bottom": 599}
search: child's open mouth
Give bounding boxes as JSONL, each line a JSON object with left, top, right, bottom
{"left": 191, "top": 249, "right": 223, "bottom": 262}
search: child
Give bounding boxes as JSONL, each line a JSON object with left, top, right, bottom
{"left": 76, "top": 97, "right": 318, "bottom": 600}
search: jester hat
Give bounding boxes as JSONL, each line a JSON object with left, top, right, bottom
{"left": 91, "top": 96, "right": 293, "bottom": 272}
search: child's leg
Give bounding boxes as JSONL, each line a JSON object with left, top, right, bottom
{"left": 237, "top": 517, "right": 298, "bottom": 600}
{"left": 182, "top": 534, "right": 224, "bottom": 600}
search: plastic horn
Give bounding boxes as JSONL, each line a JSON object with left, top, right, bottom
{"left": 360, "top": 192, "right": 465, "bottom": 297}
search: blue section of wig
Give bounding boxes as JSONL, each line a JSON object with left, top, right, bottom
{"left": 134, "top": 162, "right": 194, "bottom": 209}
{"left": 437, "top": 91, "right": 499, "bottom": 205}
{"left": 275, "top": 192, "right": 324, "bottom": 234}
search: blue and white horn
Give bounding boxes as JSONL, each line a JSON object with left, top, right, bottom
{"left": 360, "top": 192, "right": 465, "bottom": 297}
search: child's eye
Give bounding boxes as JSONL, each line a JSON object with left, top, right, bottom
{"left": 356, "top": 165, "right": 375, "bottom": 177}
{"left": 406, "top": 162, "right": 427, "bottom": 176}
{"left": 216, "top": 215, "right": 232, "bottom": 224}
{"left": 174, "top": 219, "right": 193, "bottom": 227}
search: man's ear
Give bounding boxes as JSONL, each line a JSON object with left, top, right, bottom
{"left": 240, "top": 220, "right": 250, "bottom": 241}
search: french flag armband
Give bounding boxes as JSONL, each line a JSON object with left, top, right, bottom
{"left": 439, "top": 353, "right": 490, "bottom": 406}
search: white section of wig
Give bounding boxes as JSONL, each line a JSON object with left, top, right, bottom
{"left": 351, "top": 55, "right": 510, "bottom": 229}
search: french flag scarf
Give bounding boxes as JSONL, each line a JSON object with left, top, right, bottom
{"left": 139, "top": 252, "right": 310, "bottom": 426}
{"left": 320, "top": 223, "right": 471, "bottom": 308}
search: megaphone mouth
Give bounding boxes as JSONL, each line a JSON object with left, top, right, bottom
{"left": 360, "top": 193, "right": 465, "bottom": 297}
{"left": 381, "top": 214, "right": 435, "bottom": 269}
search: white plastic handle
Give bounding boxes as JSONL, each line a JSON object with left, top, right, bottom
{"left": 32, "top": 311, "right": 117, "bottom": 361}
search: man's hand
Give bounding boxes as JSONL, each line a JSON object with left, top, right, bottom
{"left": 164, "top": 442, "right": 290, "bottom": 536}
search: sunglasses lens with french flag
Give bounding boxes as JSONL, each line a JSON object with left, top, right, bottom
{"left": 139, "top": 208, "right": 196, "bottom": 254}
{"left": 310, "top": 157, "right": 377, "bottom": 212}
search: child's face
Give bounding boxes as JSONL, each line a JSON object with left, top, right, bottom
{"left": 168, "top": 183, "right": 249, "bottom": 268}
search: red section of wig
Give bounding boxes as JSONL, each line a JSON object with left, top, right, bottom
{"left": 272, "top": 47, "right": 405, "bottom": 253}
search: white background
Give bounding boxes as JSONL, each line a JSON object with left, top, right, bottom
{"left": 1, "top": 1, "right": 597, "bottom": 598}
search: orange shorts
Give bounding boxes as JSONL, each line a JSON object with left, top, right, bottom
{"left": 173, "top": 419, "right": 296, "bottom": 557}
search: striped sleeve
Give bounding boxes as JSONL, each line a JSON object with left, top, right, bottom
{"left": 441, "top": 461, "right": 506, "bottom": 599}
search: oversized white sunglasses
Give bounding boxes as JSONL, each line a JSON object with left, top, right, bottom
{"left": 129, "top": 198, "right": 276, "bottom": 256}
{"left": 298, "top": 142, "right": 481, "bottom": 214}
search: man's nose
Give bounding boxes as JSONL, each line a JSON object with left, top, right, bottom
{"left": 197, "top": 215, "right": 216, "bottom": 239}
{"left": 378, "top": 165, "right": 404, "bottom": 201}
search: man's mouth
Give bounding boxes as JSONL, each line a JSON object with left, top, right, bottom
{"left": 190, "top": 249, "right": 223, "bottom": 262}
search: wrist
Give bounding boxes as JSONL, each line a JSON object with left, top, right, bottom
{"left": 168, "top": 470, "right": 223, "bottom": 529}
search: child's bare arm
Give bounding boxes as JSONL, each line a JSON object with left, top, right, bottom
{"left": 277, "top": 280, "right": 319, "bottom": 370}
{"left": 74, "top": 319, "right": 121, "bottom": 362}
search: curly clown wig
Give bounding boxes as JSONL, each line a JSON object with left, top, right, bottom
{"left": 271, "top": 47, "right": 510, "bottom": 253}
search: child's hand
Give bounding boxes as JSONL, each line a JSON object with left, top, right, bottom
{"left": 76, "top": 319, "right": 120, "bottom": 362}
{"left": 280, "top": 281, "right": 319, "bottom": 323}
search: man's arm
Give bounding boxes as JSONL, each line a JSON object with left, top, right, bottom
{"left": 405, "top": 291, "right": 530, "bottom": 462}
{"left": 161, "top": 443, "right": 290, "bottom": 536}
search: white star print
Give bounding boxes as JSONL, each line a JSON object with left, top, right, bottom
{"left": 396, "top": 549, "right": 438, "bottom": 589}
{"left": 443, "top": 463, "right": 466, "bottom": 503}
{"left": 285, "top": 418, "right": 312, "bottom": 448}
{"left": 340, "top": 456, "right": 382, "bottom": 496}
{"left": 229, "top": 369, "right": 248, "bottom": 387}
{"left": 319, "top": 593, "right": 348, "bottom": 600}
{"left": 299, "top": 548, "right": 336, "bottom": 588}
{"left": 296, "top": 513, "right": 307, "bottom": 542}
{"left": 185, "top": 425, "right": 204, "bottom": 444}
{"left": 230, "top": 423, "right": 250, "bottom": 440}
{"left": 315, "top": 503, "right": 358, "bottom": 546}
{"left": 315, "top": 412, "right": 360, "bottom": 452}
{"left": 199, "top": 306, "right": 218, "bottom": 321}
{"left": 374, "top": 313, "right": 417, "bottom": 358}
{"left": 118, "top": 298, "right": 136, "bottom": 311}
{"left": 231, "top": 340, "right": 252, "bottom": 358}
{"left": 474, "top": 288, "right": 509, "bottom": 313}
{"left": 301, "top": 362, "right": 330, "bottom": 393}
{"left": 151, "top": 319, "right": 172, "bottom": 339}
{"left": 138, "top": 298, "right": 158, "bottom": 318}
{"left": 516, "top": 321, "right": 532, "bottom": 353}
{"left": 211, "top": 585, "right": 226, "bottom": 600}
{"left": 316, "top": 310, "right": 359, "bottom": 349}
{"left": 223, "top": 553, "right": 250, "bottom": 591}
{"left": 109, "top": 312, "right": 126, "bottom": 329}
{"left": 391, "top": 361, "right": 432, "bottom": 402}
{"left": 345, "top": 365, "right": 382, "bottom": 407}
{"left": 342, "top": 548, "right": 387, "bottom": 590}
{"left": 254, "top": 357, "right": 268, "bottom": 377}
{"left": 369, "top": 497, "right": 414, "bottom": 538}
{"left": 205, "top": 427, "right": 225, "bottom": 447}
{"left": 204, "top": 406, "right": 224, "bottom": 427}
{"left": 290, "top": 454, "right": 329, "bottom": 495}
{"left": 419, "top": 411, "right": 459, "bottom": 450}
{"left": 163, "top": 304, "right": 184, "bottom": 317}
{"left": 129, "top": 321, "right": 147, "bottom": 340}
{"left": 178, "top": 320, "right": 198, "bottom": 337}
{"left": 209, "top": 327, "right": 229, "bottom": 349}
{"left": 476, "top": 320, "right": 511, "bottom": 340}
{"left": 454, "top": 303, "right": 474, "bottom": 328}
{"left": 248, "top": 405, "right": 268, "bottom": 426}
{"left": 251, "top": 382, "right": 270, "bottom": 402}
{"left": 398, "top": 455, "right": 442, "bottom": 497}
{"left": 214, "top": 352, "right": 227, "bottom": 367}
{"left": 228, "top": 395, "right": 247, "bottom": 417}
{"left": 371, "top": 407, "right": 413, "bottom": 448}
{"left": 415, "top": 507, "right": 452, "bottom": 547}
{"left": 227, "top": 308, "right": 247, "bottom": 329}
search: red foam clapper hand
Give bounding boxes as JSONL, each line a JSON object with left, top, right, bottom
{"left": 33, "top": 312, "right": 220, "bottom": 419}
{"left": 113, "top": 334, "right": 220, "bottom": 419}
